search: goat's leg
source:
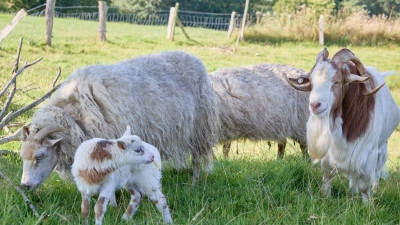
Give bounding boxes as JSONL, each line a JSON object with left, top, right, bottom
{"left": 222, "top": 142, "right": 231, "bottom": 159}
{"left": 122, "top": 185, "right": 142, "bottom": 220}
{"left": 321, "top": 158, "right": 337, "bottom": 198}
{"left": 94, "top": 195, "right": 110, "bottom": 225}
{"left": 277, "top": 139, "right": 287, "bottom": 158}
{"left": 148, "top": 187, "right": 173, "bottom": 223}
{"left": 80, "top": 192, "right": 91, "bottom": 225}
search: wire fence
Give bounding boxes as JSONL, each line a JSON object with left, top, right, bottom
{"left": 26, "top": 4, "right": 253, "bottom": 30}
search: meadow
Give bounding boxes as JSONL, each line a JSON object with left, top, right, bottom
{"left": 0, "top": 13, "right": 400, "bottom": 224}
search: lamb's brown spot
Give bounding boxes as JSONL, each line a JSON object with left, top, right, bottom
{"left": 95, "top": 197, "right": 106, "bottom": 221}
{"left": 153, "top": 200, "right": 159, "bottom": 205}
{"left": 79, "top": 168, "right": 115, "bottom": 185}
{"left": 128, "top": 189, "right": 135, "bottom": 195}
{"left": 125, "top": 204, "right": 134, "bottom": 216}
{"left": 90, "top": 140, "right": 113, "bottom": 162}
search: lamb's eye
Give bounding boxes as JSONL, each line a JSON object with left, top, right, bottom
{"left": 134, "top": 147, "right": 143, "bottom": 154}
{"left": 131, "top": 140, "right": 135, "bottom": 143}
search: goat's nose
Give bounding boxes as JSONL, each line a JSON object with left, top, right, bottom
{"left": 151, "top": 154, "right": 154, "bottom": 160}
{"left": 310, "top": 102, "right": 321, "bottom": 111}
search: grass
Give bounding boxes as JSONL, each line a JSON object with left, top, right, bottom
{"left": 0, "top": 13, "right": 400, "bottom": 224}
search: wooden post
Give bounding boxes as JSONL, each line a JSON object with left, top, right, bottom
{"left": 256, "top": 11, "right": 262, "bottom": 24}
{"left": 240, "top": 0, "right": 250, "bottom": 40}
{"left": 167, "top": 7, "right": 176, "bottom": 40}
{"left": 45, "top": 0, "right": 56, "bottom": 46}
{"left": 319, "top": 14, "right": 324, "bottom": 46}
{"left": 98, "top": 1, "right": 108, "bottom": 41}
{"left": 227, "top": 11, "right": 236, "bottom": 39}
{"left": 0, "top": 9, "right": 27, "bottom": 43}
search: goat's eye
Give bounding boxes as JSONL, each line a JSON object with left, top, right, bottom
{"left": 134, "top": 147, "right": 143, "bottom": 153}
{"left": 333, "top": 81, "right": 340, "bottom": 86}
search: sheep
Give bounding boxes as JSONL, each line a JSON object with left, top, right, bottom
{"left": 209, "top": 64, "right": 310, "bottom": 158}
{"left": 20, "top": 50, "right": 220, "bottom": 189}
{"left": 72, "top": 126, "right": 172, "bottom": 225}
{"left": 284, "top": 47, "right": 400, "bottom": 201}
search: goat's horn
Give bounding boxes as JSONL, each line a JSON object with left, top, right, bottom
{"left": 283, "top": 72, "right": 312, "bottom": 92}
{"left": 363, "top": 83, "right": 385, "bottom": 96}
{"left": 33, "top": 124, "right": 64, "bottom": 142}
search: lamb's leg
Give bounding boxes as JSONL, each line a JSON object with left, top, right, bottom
{"left": 321, "top": 158, "right": 337, "bottom": 198}
{"left": 192, "top": 156, "right": 200, "bottom": 186}
{"left": 109, "top": 192, "right": 118, "bottom": 207}
{"left": 94, "top": 195, "right": 110, "bottom": 225}
{"left": 222, "top": 142, "right": 231, "bottom": 159}
{"left": 80, "top": 192, "right": 91, "bottom": 225}
{"left": 122, "top": 185, "right": 142, "bottom": 220}
{"left": 148, "top": 187, "right": 173, "bottom": 223}
{"left": 277, "top": 139, "right": 287, "bottom": 158}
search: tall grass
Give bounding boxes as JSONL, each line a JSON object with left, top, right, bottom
{"left": 246, "top": 7, "right": 400, "bottom": 46}
{"left": 0, "top": 14, "right": 399, "bottom": 224}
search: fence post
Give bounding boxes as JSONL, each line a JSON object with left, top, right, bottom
{"left": 319, "top": 14, "right": 324, "bottom": 46}
{"left": 240, "top": 0, "right": 250, "bottom": 40}
{"left": 0, "top": 9, "right": 27, "bottom": 43}
{"left": 227, "top": 11, "right": 236, "bottom": 39}
{"left": 45, "top": 0, "right": 56, "bottom": 46}
{"left": 256, "top": 11, "right": 262, "bottom": 24}
{"left": 98, "top": 1, "right": 108, "bottom": 41}
{"left": 167, "top": 7, "right": 176, "bottom": 40}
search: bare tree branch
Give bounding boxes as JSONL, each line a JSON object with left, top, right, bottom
{"left": 0, "top": 170, "right": 40, "bottom": 217}
{"left": 0, "top": 83, "right": 61, "bottom": 131}
{"left": 0, "top": 122, "right": 31, "bottom": 145}
{"left": 0, "top": 82, "right": 16, "bottom": 121}
{"left": 52, "top": 67, "right": 61, "bottom": 87}
{"left": 12, "top": 37, "right": 23, "bottom": 74}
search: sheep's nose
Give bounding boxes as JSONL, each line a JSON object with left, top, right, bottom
{"left": 310, "top": 102, "right": 321, "bottom": 111}
{"left": 21, "top": 183, "right": 31, "bottom": 190}
{"left": 151, "top": 154, "right": 154, "bottom": 161}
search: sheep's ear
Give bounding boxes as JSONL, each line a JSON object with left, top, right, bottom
{"left": 122, "top": 126, "right": 131, "bottom": 136}
{"left": 43, "top": 138, "right": 62, "bottom": 147}
{"left": 117, "top": 141, "right": 127, "bottom": 150}
{"left": 22, "top": 126, "right": 30, "bottom": 141}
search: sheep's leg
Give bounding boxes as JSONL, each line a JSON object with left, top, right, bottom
{"left": 192, "top": 156, "right": 200, "bottom": 186}
{"left": 277, "top": 140, "right": 287, "bottom": 158}
{"left": 122, "top": 185, "right": 142, "bottom": 220}
{"left": 222, "top": 142, "right": 231, "bottom": 159}
{"left": 321, "top": 158, "right": 336, "bottom": 198}
{"left": 94, "top": 195, "right": 110, "bottom": 225}
{"left": 80, "top": 192, "right": 91, "bottom": 225}
{"left": 109, "top": 192, "right": 118, "bottom": 207}
{"left": 148, "top": 188, "right": 173, "bottom": 223}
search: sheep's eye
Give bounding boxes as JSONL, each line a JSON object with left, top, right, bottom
{"left": 131, "top": 140, "right": 135, "bottom": 143}
{"left": 134, "top": 147, "right": 143, "bottom": 154}
{"left": 35, "top": 155, "right": 43, "bottom": 161}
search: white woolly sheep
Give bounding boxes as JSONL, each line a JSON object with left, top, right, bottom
{"left": 72, "top": 126, "right": 172, "bottom": 225}
{"left": 210, "top": 64, "right": 310, "bottom": 158}
{"left": 20, "top": 50, "right": 219, "bottom": 189}
{"left": 284, "top": 48, "right": 400, "bottom": 201}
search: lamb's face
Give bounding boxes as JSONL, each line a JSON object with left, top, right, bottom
{"left": 117, "top": 135, "right": 155, "bottom": 165}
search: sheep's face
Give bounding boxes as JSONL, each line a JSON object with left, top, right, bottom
{"left": 20, "top": 126, "right": 62, "bottom": 189}
{"left": 117, "top": 135, "right": 154, "bottom": 165}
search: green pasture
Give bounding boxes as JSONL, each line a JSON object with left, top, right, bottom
{"left": 0, "top": 14, "right": 399, "bottom": 224}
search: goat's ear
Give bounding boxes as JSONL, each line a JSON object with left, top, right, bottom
{"left": 22, "top": 126, "right": 30, "bottom": 141}
{"left": 43, "top": 138, "right": 62, "bottom": 147}
{"left": 117, "top": 141, "right": 127, "bottom": 150}
{"left": 345, "top": 74, "right": 370, "bottom": 85}
{"left": 122, "top": 126, "right": 131, "bottom": 136}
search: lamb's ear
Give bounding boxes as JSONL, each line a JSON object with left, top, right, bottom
{"left": 117, "top": 141, "right": 127, "bottom": 150}
{"left": 43, "top": 138, "right": 62, "bottom": 147}
{"left": 122, "top": 126, "right": 131, "bottom": 136}
{"left": 22, "top": 126, "right": 30, "bottom": 141}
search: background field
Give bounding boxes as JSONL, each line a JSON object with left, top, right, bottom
{"left": 0, "top": 14, "right": 400, "bottom": 224}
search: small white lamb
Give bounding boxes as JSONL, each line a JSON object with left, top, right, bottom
{"left": 71, "top": 126, "right": 173, "bottom": 225}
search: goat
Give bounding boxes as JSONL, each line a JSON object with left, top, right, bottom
{"left": 284, "top": 47, "right": 400, "bottom": 201}
{"left": 71, "top": 126, "right": 172, "bottom": 225}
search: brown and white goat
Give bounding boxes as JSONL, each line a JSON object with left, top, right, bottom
{"left": 284, "top": 48, "right": 400, "bottom": 201}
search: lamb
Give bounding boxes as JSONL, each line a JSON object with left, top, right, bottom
{"left": 20, "top": 50, "right": 220, "bottom": 189}
{"left": 209, "top": 64, "right": 310, "bottom": 158}
{"left": 284, "top": 47, "right": 400, "bottom": 201}
{"left": 72, "top": 126, "right": 172, "bottom": 225}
